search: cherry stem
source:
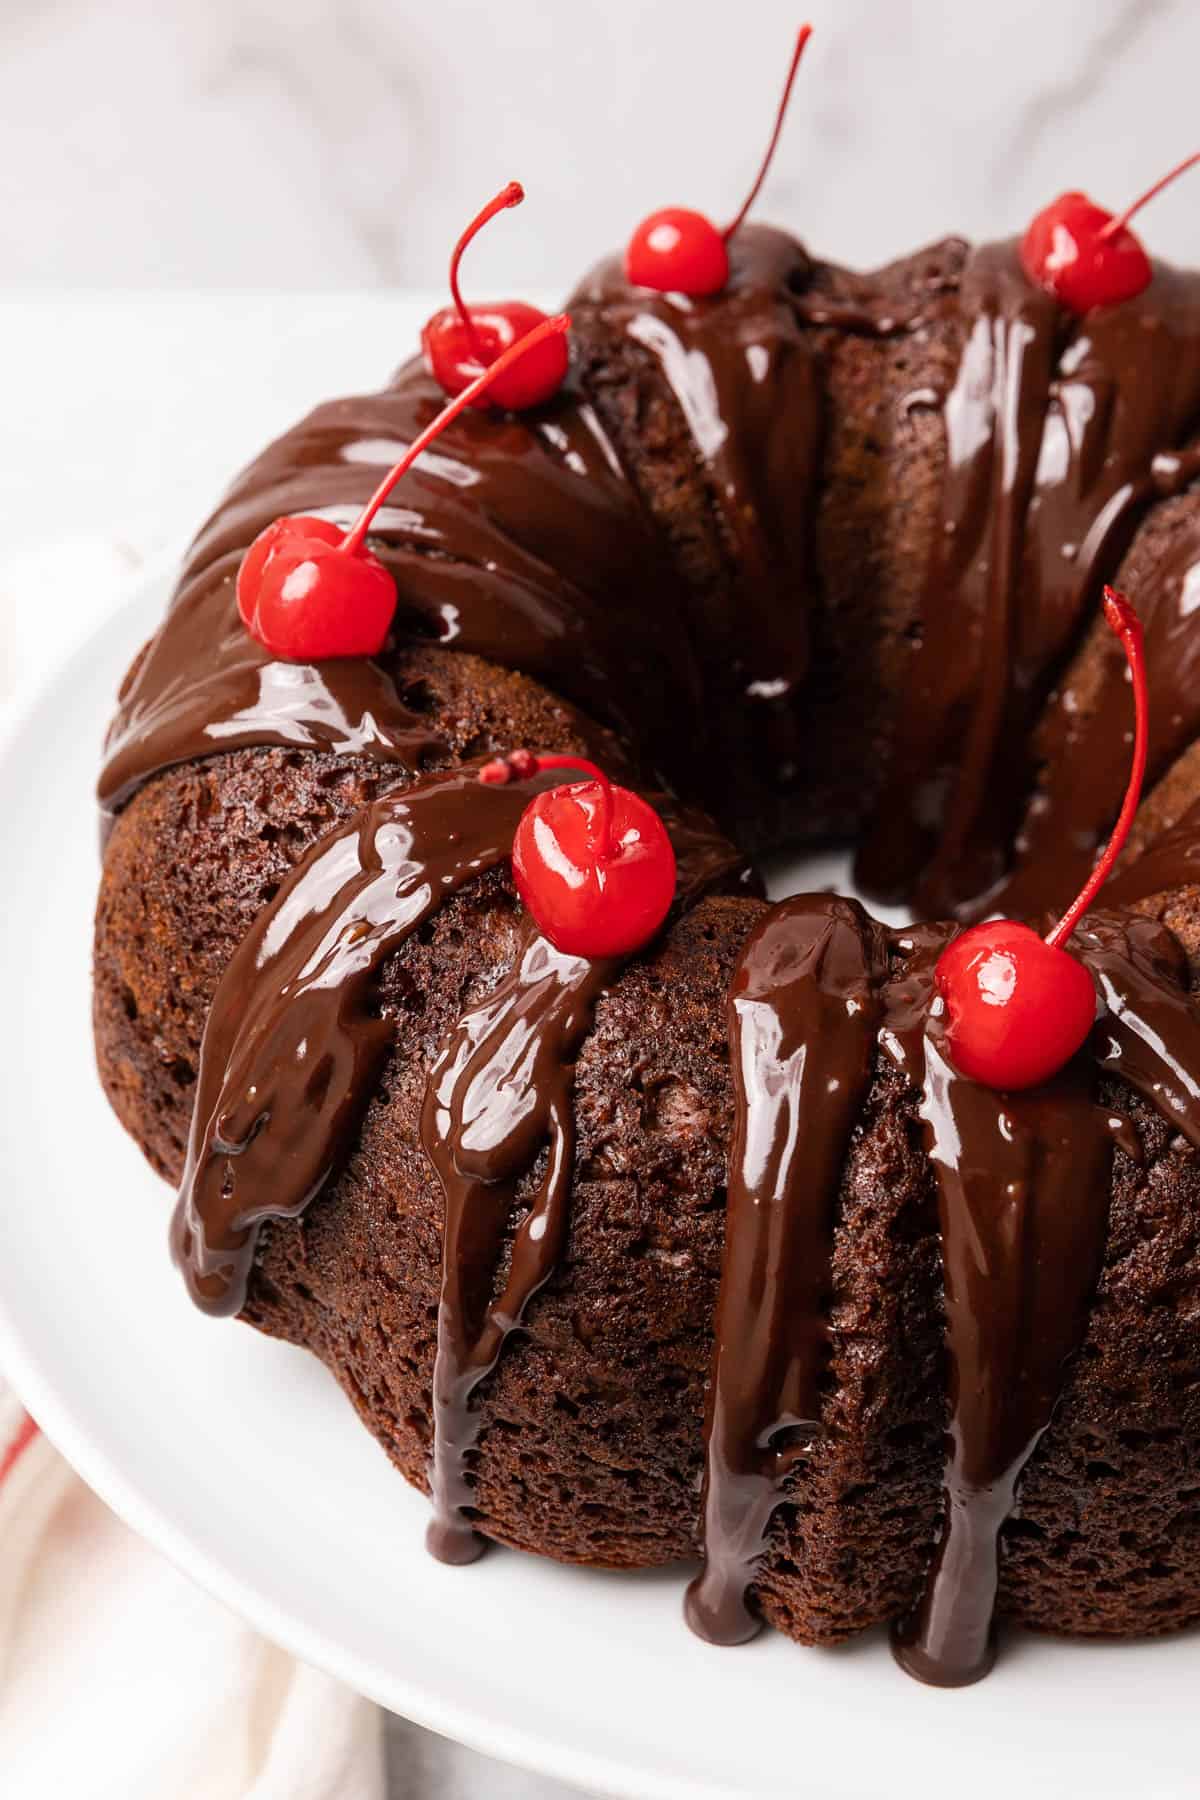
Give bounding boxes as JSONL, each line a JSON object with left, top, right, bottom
{"left": 1100, "top": 150, "right": 1200, "bottom": 241}
{"left": 1045, "top": 587, "right": 1148, "bottom": 951}
{"left": 339, "top": 312, "right": 569, "bottom": 558}
{"left": 448, "top": 180, "right": 525, "bottom": 363}
{"left": 724, "top": 24, "right": 813, "bottom": 244}
{"left": 479, "top": 750, "right": 618, "bottom": 861}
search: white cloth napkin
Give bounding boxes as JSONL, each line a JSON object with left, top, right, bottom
{"left": 0, "top": 1385, "right": 385, "bottom": 1800}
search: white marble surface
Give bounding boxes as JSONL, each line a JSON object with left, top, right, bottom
{"left": 4, "top": 0, "right": 1200, "bottom": 293}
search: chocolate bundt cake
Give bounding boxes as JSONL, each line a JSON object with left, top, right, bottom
{"left": 94, "top": 217, "right": 1200, "bottom": 1689}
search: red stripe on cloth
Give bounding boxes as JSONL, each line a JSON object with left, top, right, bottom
{"left": 0, "top": 1414, "right": 39, "bottom": 1488}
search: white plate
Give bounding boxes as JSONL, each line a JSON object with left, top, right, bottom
{"left": 0, "top": 580, "right": 1196, "bottom": 1800}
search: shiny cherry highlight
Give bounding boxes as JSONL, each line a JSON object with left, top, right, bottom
{"left": 237, "top": 314, "right": 571, "bottom": 662}
{"left": 421, "top": 181, "right": 569, "bottom": 411}
{"left": 625, "top": 24, "right": 813, "bottom": 297}
{"left": 1021, "top": 149, "right": 1200, "bottom": 313}
{"left": 479, "top": 750, "right": 677, "bottom": 960}
{"left": 935, "top": 588, "right": 1148, "bottom": 1090}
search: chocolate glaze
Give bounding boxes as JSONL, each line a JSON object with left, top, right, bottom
{"left": 895, "top": 1050, "right": 1114, "bottom": 1686}
{"left": 99, "top": 559, "right": 442, "bottom": 816}
{"left": 856, "top": 245, "right": 1057, "bottom": 909}
{"left": 421, "top": 922, "right": 616, "bottom": 1565}
{"left": 173, "top": 745, "right": 743, "bottom": 1553}
{"left": 686, "top": 895, "right": 888, "bottom": 1645}
{"left": 995, "top": 461, "right": 1200, "bottom": 920}
{"left": 856, "top": 246, "right": 1200, "bottom": 918}
{"left": 880, "top": 932, "right": 1115, "bottom": 1686}
{"left": 100, "top": 367, "right": 702, "bottom": 814}
{"left": 571, "top": 226, "right": 824, "bottom": 790}
{"left": 172, "top": 762, "right": 569, "bottom": 1315}
{"left": 681, "top": 895, "right": 1200, "bottom": 1686}
{"left": 1106, "top": 797, "right": 1200, "bottom": 908}
{"left": 110, "top": 223, "right": 1200, "bottom": 1686}
{"left": 419, "top": 802, "right": 749, "bottom": 1565}
{"left": 108, "top": 239, "right": 1200, "bottom": 906}
{"left": 1078, "top": 912, "right": 1200, "bottom": 1148}
{"left": 886, "top": 911, "right": 1200, "bottom": 1686}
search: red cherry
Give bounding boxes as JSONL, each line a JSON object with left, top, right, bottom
{"left": 479, "top": 751, "right": 676, "bottom": 959}
{"left": 1020, "top": 150, "right": 1200, "bottom": 313}
{"left": 237, "top": 516, "right": 395, "bottom": 659}
{"left": 624, "top": 24, "right": 813, "bottom": 297}
{"left": 421, "top": 181, "right": 569, "bottom": 411}
{"left": 237, "top": 313, "right": 571, "bottom": 662}
{"left": 625, "top": 209, "right": 731, "bottom": 299}
{"left": 935, "top": 588, "right": 1148, "bottom": 1089}
{"left": 935, "top": 922, "right": 1098, "bottom": 1091}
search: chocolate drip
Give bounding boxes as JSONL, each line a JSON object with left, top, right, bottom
{"left": 104, "top": 213, "right": 1200, "bottom": 1687}
{"left": 572, "top": 226, "right": 824, "bottom": 783}
{"left": 882, "top": 941, "right": 1115, "bottom": 1685}
{"left": 172, "top": 762, "right": 569, "bottom": 1315}
{"left": 855, "top": 247, "right": 1057, "bottom": 909}
{"left": 99, "top": 556, "right": 441, "bottom": 815}
{"left": 687, "top": 895, "right": 888, "bottom": 1644}
{"left": 172, "top": 740, "right": 743, "bottom": 1562}
{"left": 420, "top": 924, "right": 616, "bottom": 1564}
{"left": 418, "top": 799, "right": 746, "bottom": 1564}
{"left": 686, "top": 890, "right": 1200, "bottom": 1685}
{"left": 857, "top": 245, "right": 1200, "bottom": 917}
{"left": 994, "top": 472, "right": 1200, "bottom": 920}
{"left": 173, "top": 756, "right": 740, "bottom": 1317}
{"left": 881, "top": 909, "right": 1200, "bottom": 1686}
{"left": 1077, "top": 912, "right": 1200, "bottom": 1149}
{"left": 100, "top": 367, "right": 702, "bottom": 813}
{"left": 1105, "top": 798, "right": 1200, "bottom": 908}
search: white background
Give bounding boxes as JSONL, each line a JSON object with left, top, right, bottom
{"left": 4, "top": 0, "right": 1200, "bottom": 291}
{"left": 8, "top": 0, "right": 1200, "bottom": 652}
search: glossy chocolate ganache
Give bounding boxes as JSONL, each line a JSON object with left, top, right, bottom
{"left": 98, "top": 226, "right": 1200, "bottom": 1686}
{"left": 172, "top": 757, "right": 743, "bottom": 1565}
{"left": 684, "top": 894, "right": 1200, "bottom": 1685}
{"left": 851, "top": 243, "right": 1200, "bottom": 918}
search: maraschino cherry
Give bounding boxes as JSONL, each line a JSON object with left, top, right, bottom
{"left": 935, "top": 588, "right": 1148, "bottom": 1090}
{"left": 625, "top": 24, "right": 813, "bottom": 297}
{"left": 1021, "top": 150, "right": 1200, "bottom": 313}
{"left": 236, "top": 313, "right": 570, "bottom": 661}
{"left": 479, "top": 749, "right": 677, "bottom": 959}
{"left": 421, "top": 182, "right": 570, "bottom": 411}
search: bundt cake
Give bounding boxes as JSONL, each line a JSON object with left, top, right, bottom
{"left": 94, "top": 130, "right": 1200, "bottom": 1690}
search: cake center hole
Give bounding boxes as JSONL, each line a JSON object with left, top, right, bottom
{"left": 760, "top": 844, "right": 916, "bottom": 929}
